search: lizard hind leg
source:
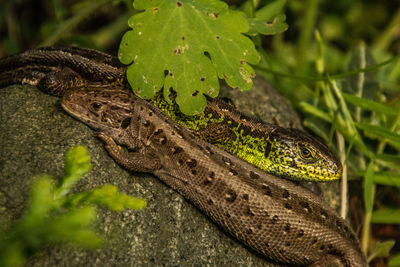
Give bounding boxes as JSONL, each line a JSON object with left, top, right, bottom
{"left": 94, "top": 131, "right": 161, "bottom": 173}
{"left": 37, "top": 67, "right": 84, "bottom": 96}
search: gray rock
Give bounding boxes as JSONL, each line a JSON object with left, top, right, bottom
{"left": 0, "top": 78, "right": 338, "bottom": 266}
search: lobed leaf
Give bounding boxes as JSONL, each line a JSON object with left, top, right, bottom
{"left": 119, "top": 0, "right": 260, "bottom": 115}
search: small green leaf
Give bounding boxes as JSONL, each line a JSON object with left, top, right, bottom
{"left": 364, "top": 160, "right": 375, "bottom": 213}
{"left": 368, "top": 240, "right": 395, "bottom": 263}
{"left": 248, "top": 14, "right": 288, "bottom": 36}
{"left": 26, "top": 175, "right": 55, "bottom": 220}
{"left": 343, "top": 93, "right": 398, "bottom": 116}
{"left": 59, "top": 146, "right": 92, "bottom": 198}
{"left": 389, "top": 253, "right": 400, "bottom": 267}
{"left": 88, "top": 184, "right": 146, "bottom": 211}
{"left": 119, "top": 0, "right": 260, "bottom": 115}
{"left": 372, "top": 209, "right": 400, "bottom": 224}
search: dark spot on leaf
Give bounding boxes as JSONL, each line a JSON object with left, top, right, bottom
{"left": 200, "top": 77, "right": 205, "bottom": 82}
{"left": 181, "top": 36, "right": 185, "bottom": 40}
{"left": 216, "top": 35, "right": 220, "bottom": 39}
{"left": 164, "top": 70, "right": 169, "bottom": 76}
{"left": 192, "top": 90, "right": 199, "bottom": 97}
{"left": 177, "top": 1, "right": 182, "bottom": 6}
{"left": 153, "top": 7, "right": 158, "bottom": 12}
{"left": 174, "top": 48, "right": 181, "bottom": 54}
{"left": 169, "top": 72, "right": 174, "bottom": 77}
{"left": 240, "top": 59, "right": 246, "bottom": 65}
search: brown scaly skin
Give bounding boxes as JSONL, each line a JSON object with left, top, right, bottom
{"left": 61, "top": 87, "right": 367, "bottom": 266}
{"left": 0, "top": 47, "right": 341, "bottom": 182}
{"left": 0, "top": 47, "right": 367, "bottom": 266}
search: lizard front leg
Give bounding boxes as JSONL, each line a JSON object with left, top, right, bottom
{"left": 94, "top": 132, "right": 161, "bottom": 173}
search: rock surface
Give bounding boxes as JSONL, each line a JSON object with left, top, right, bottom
{"left": 0, "top": 78, "right": 338, "bottom": 266}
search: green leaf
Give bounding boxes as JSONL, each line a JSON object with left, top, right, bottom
{"left": 254, "top": 0, "right": 287, "bottom": 20}
{"left": 73, "top": 184, "right": 147, "bottom": 211}
{"left": 26, "top": 175, "right": 55, "bottom": 221}
{"left": 247, "top": 14, "right": 288, "bottom": 36}
{"left": 342, "top": 93, "right": 398, "bottom": 116}
{"left": 372, "top": 209, "right": 400, "bottom": 224}
{"left": 369, "top": 240, "right": 395, "bottom": 262}
{"left": 389, "top": 253, "right": 400, "bottom": 267}
{"left": 364, "top": 160, "right": 375, "bottom": 213}
{"left": 355, "top": 122, "right": 400, "bottom": 149}
{"left": 119, "top": 0, "right": 260, "bottom": 115}
{"left": 59, "top": 146, "right": 92, "bottom": 198}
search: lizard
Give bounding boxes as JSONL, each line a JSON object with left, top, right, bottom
{"left": 0, "top": 46, "right": 341, "bottom": 182}
{"left": 58, "top": 87, "right": 367, "bottom": 266}
{"left": 0, "top": 47, "right": 367, "bottom": 265}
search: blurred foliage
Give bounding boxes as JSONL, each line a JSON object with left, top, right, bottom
{"left": 0, "top": 146, "right": 146, "bottom": 267}
{"left": 0, "top": 0, "right": 399, "bottom": 265}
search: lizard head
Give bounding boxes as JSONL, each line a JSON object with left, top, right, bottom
{"left": 261, "top": 127, "right": 342, "bottom": 181}
{"left": 61, "top": 88, "right": 134, "bottom": 131}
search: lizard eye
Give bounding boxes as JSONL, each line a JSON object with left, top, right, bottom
{"left": 92, "top": 102, "right": 102, "bottom": 109}
{"left": 299, "top": 145, "right": 313, "bottom": 159}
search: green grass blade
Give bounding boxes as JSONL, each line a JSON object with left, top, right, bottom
{"left": 372, "top": 209, "right": 400, "bottom": 224}
{"left": 356, "top": 122, "right": 400, "bottom": 149}
{"left": 343, "top": 93, "right": 398, "bottom": 116}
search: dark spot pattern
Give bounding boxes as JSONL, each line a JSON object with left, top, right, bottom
{"left": 121, "top": 117, "right": 131, "bottom": 129}
{"left": 229, "top": 168, "right": 238, "bottom": 176}
{"left": 282, "top": 189, "right": 290, "bottom": 199}
{"left": 186, "top": 159, "right": 197, "bottom": 168}
{"left": 225, "top": 190, "right": 237, "bottom": 203}
{"left": 262, "top": 184, "right": 272, "bottom": 196}
{"left": 284, "top": 223, "right": 291, "bottom": 233}
{"left": 284, "top": 203, "right": 292, "bottom": 210}
{"left": 297, "top": 229, "right": 304, "bottom": 238}
{"left": 249, "top": 171, "right": 259, "bottom": 179}
{"left": 271, "top": 215, "right": 278, "bottom": 223}
{"left": 171, "top": 146, "right": 183, "bottom": 155}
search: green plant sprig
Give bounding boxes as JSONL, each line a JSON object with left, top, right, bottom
{"left": 0, "top": 146, "right": 146, "bottom": 267}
